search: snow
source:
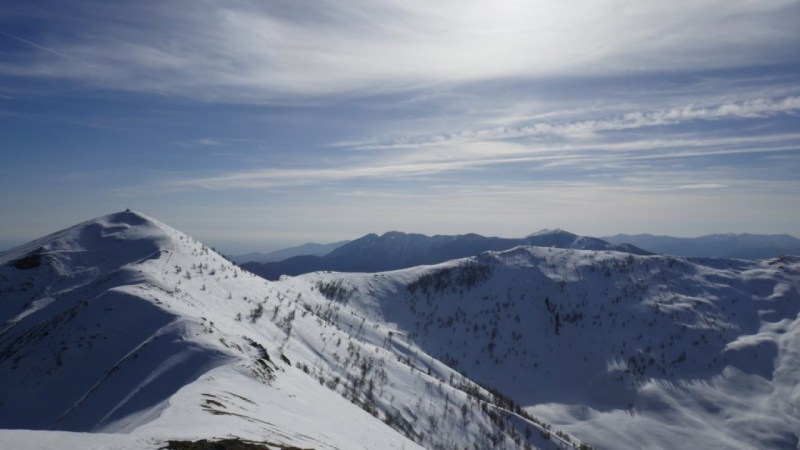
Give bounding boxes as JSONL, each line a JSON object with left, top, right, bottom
{"left": 0, "top": 211, "right": 557, "bottom": 449}
{"left": 290, "top": 246, "right": 800, "bottom": 449}
{"left": 1, "top": 210, "right": 799, "bottom": 449}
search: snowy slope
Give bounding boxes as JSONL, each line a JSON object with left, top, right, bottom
{"left": 291, "top": 247, "right": 800, "bottom": 449}
{"left": 3, "top": 211, "right": 797, "bottom": 450}
{"left": 0, "top": 211, "right": 576, "bottom": 450}
{"left": 0, "top": 211, "right": 421, "bottom": 449}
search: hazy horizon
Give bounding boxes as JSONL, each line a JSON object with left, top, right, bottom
{"left": 2, "top": 1, "right": 799, "bottom": 254}
{"left": 2, "top": 209, "right": 799, "bottom": 256}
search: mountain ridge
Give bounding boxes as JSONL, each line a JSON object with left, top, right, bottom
{"left": 0, "top": 211, "right": 575, "bottom": 450}
{"left": 243, "top": 229, "right": 650, "bottom": 280}
{"left": 604, "top": 232, "right": 800, "bottom": 259}
{"left": 292, "top": 246, "right": 800, "bottom": 449}
{"left": 232, "top": 240, "right": 350, "bottom": 264}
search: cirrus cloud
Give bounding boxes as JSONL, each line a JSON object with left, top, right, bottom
{"left": 1, "top": 0, "right": 798, "bottom": 101}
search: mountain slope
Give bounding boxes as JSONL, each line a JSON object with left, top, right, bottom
{"left": 4, "top": 211, "right": 797, "bottom": 450}
{"left": 0, "top": 211, "right": 574, "bottom": 450}
{"left": 244, "top": 229, "right": 649, "bottom": 280}
{"left": 0, "top": 212, "right": 422, "bottom": 448}
{"left": 290, "top": 247, "right": 800, "bottom": 449}
{"left": 604, "top": 232, "right": 800, "bottom": 259}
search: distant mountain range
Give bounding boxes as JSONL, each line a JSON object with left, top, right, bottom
{"left": 603, "top": 233, "right": 800, "bottom": 259}
{"left": 241, "top": 229, "right": 649, "bottom": 280}
{"left": 237, "top": 232, "right": 800, "bottom": 280}
{"left": 232, "top": 240, "right": 349, "bottom": 264}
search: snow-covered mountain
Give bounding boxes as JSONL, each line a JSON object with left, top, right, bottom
{"left": 2, "top": 211, "right": 798, "bottom": 450}
{"left": 0, "top": 211, "right": 580, "bottom": 450}
{"left": 306, "top": 248, "right": 800, "bottom": 449}
{"left": 243, "top": 229, "right": 649, "bottom": 280}
{"left": 604, "top": 232, "right": 800, "bottom": 259}
{"left": 232, "top": 241, "right": 349, "bottom": 264}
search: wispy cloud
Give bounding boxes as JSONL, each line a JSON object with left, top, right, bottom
{"left": 342, "top": 95, "right": 800, "bottom": 150}
{"left": 159, "top": 160, "right": 480, "bottom": 191}
{"left": 673, "top": 184, "right": 728, "bottom": 190}
{"left": 151, "top": 130, "right": 800, "bottom": 192}
{"left": 0, "top": 30, "right": 86, "bottom": 64}
{"left": 171, "top": 138, "right": 224, "bottom": 147}
{"left": 2, "top": 0, "right": 798, "bottom": 100}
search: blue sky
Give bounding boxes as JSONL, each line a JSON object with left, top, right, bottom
{"left": 1, "top": 0, "right": 799, "bottom": 254}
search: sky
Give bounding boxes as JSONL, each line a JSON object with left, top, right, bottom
{"left": 1, "top": 0, "right": 799, "bottom": 254}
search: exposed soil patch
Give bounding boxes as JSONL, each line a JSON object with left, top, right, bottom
{"left": 161, "top": 438, "right": 313, "bottom": 450}
{"left": 11, "top": 248, "right": 44, "bottom": 270}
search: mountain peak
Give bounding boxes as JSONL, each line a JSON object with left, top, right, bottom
{"left": 103, "top": 208, "right": 153, "bottom": 225}
{"left": 380, "top": 230, "right": 412, "bottom": 238}
{"left": 0, "top": 210, "right": 181, "bottom": 281}
{"left": 526, "top": 228, "right": 573, "bottom": 237}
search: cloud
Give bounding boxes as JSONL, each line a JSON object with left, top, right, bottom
{"left": 150, "top": 130, "right": 800, "bottom": 193}
{"left": 2, "top": 0, "right": 798, "bottom": 100}
{"left": 159, "top": 160, "right": 482, "bottom": 191}
{"left": 343, "top": 95, "right": 800, "bottom": 150}
{"left": 673, "top": 184, "right": 728, "bottom": 190}
{"left": 177, "top": 138, "right": 223, "bottom": 147}
{"left": 0, "top": 30, "right": 85, "bottom": 64}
